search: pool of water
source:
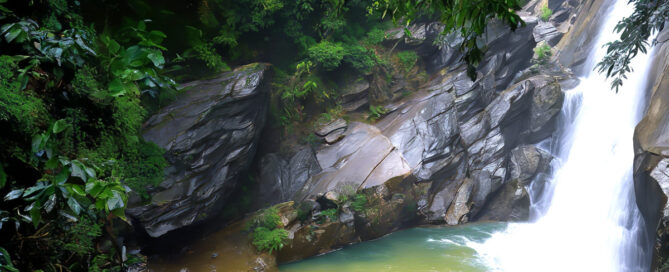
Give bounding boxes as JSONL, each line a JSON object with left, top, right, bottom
{"left": 279, "top": 222, "right": 507, "bottom": 272}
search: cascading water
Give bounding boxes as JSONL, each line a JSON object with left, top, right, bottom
{"left": 471, "top": 0, "right": 654, "bottom": 271}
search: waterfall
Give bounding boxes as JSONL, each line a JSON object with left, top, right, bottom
{"left": 471, "top": 0, "right": 654, "bottom": 271}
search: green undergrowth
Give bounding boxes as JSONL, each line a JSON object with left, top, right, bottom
{"left": 247, "top": 207, "right": 290, "bottom": 254}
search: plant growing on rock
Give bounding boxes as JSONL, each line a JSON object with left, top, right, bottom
{"left": 320, "top": 208, "right": 339, "bottom": 223}
{"left": 251, "top": 227, "right": 289, "bottom": 254}
{"left": 368, "top": 105, "right": 389, "bottom": 122}
{"left": 540, "top": 4, "right": 553, "bottom": 21}
{"left": 397, "top": 51, "right": 419, "bottom": 72}
{"left": 533, "top": 43, "right": 552, "bottom": 65}
{"left": 351, "top": 194, "right": 368, "bottom": 213}
{"left": 247, "top": 207, "right": 289, "bottom": 254}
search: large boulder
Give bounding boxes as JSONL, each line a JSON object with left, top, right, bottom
{"left": 127, "top": 63, "right": 270, "bottom": 237}
{"left": 633, "top": 27, "right": 669, "bottom": 270}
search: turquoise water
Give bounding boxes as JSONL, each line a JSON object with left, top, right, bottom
{"left": 279, "top": 223, "right": 507, "bottom": 272}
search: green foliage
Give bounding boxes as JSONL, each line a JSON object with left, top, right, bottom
{"left": 308, "top": 41, "right": 345, "bottom": 71}
{"left": 540, "top": 4, "right": 553, "bottom": 21}
{"left": 365, "top": 28, "right": 386, "bottom": 45}
{"left": 351, "top": 194, "right": 368, "bottom": 212}
{"left": 248, "top": 206, "right": 288, "bottom": 253}
{"left": 248, "top": 207, "right": 282, "bottom": 230}
{"left": 397, "top": 51, "right": 418, "bottom": 72}
{"left": 367, "top": 105, "right": 388, "bottom": 122}
{"left": 62, "top": 216, "right": 102, "bottom": 256}
{"left": 296, "top": 201, "right": 313, "bottom": 221}
{"left": 0, "top": 57, "right": 47, "bottom": 136}
{"left": 320, "top": 208, "right": 338, "bottom": 222}
{"left": 0, "top": 247, "right": 18, "bottom": 272}
{"left": 597, "top": 0, "right": 668, "bottom": 92}
{"left": 251, "top": 227, "right": 289, "bottom": 254}
{"left": 533, "top": 43, "right": 552, "bottom": 65}
{"left": 0, "top": 1, "right": 174, "bottom": 270}
{"left": 117, "top": 141, "right": 168, "bottom": 200}
{"left": 343, "top": 45, "right": 377, "bottom": 73}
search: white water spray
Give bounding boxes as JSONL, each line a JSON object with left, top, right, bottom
{"left": 472, "top": 0, "right": 653, "bottom": 271}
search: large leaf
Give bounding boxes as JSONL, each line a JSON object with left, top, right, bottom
{"left": 106, "top": 190, "right": 125, "bottom": 211}
{"left": 43, "top": 194, "right": 56, "bottom": 213}
{"left": 85, "top": 179, "right": 104, "bottom": 197}
{"left": 67, "top": 184, "right": 86, "bottom": 197}
{"left": 4, "top": 189, "right": 23, "bottom": 201}
{"left": 70, "top": 160, "right": 87, "bottom": 182}
{"left": 67, "top": 197, "right": 82, "bottom": 215}
{"left": 29, "top": 201, "right": 41, "bottom": 228}
{"left": 108, "top": 78, "right": 127, "bottom": 97}
{"left": 52, "top": 119, "right": 68, "bottom": 134}
{"left": 147, "top": 52, "right": 165, "bottom": 67}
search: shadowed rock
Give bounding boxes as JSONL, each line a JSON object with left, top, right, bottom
{"left": 127, "top": 63, "right": 270, "bottom": 237}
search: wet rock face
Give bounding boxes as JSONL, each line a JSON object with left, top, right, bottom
{"left": 632, "top": 27, "right": 669, "bottom": 270}
{"left": 476, "top": 145, "right": 554, "bottom": 221}
{"left": 257, "top": 147, "right": 322, "bottom": 207}
{"left": 127, "top": 63, "right": 270, "bottom": 238}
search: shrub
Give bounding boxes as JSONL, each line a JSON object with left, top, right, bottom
{"left": 320, "top": 208, "right": 338, "bottom": 222}
{"left": 365, "top": 28, "right": 386, "bottom": 45}
{"left": 343, "top": 45, "right": 376, "bottom": 73}
{"left": 296, "top": 202, "right": 313, "bottom": 221}
{"left": 533, "top": 43, "right": 552, "bottom": 65}
{"left": 368, "top": 105, "right": 388, "bottom": 122}
{"left": 397, "top": 51, "right": 418, "bottom": 72}
{"left": 308, "top": 41, "right": 346, "bottom": 71}
{"left": 251, "top": 227, "right": 289, "bottom": 254}
{"left": 351, "top": 194, "right": 368, "bottom": 212}
{"left": 540, "top": 4, "right": 553, "bottom": 21}
{"left": 250, "top": 207, "right": 282, "bottom": 229}
{"left": 247, "top": 207, "right": 289, "bottom": 253}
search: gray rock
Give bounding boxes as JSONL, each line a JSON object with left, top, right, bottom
{"left": 315, "top": 118, "right": 347, "bottom": 137}
{"left": 127, "top": 63, "right": 270, "bottom": 237}
{"left": 510, "top": 145, "right": 554, "bottom": 186}
{"left": 296, "top": 123, "right": 411, "bottom": 200}
{"left": 446, "top": 178, "right": 474, "bottom": 225}
{"left": 533, "top": 21, "right": 561, "bottom": 46}
{"left": 257, "top": 147, "right": 322, "bottom": 206}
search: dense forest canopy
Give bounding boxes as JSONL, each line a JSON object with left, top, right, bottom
{"left": 0, "top": 0, "right": 663, "bottom": 270}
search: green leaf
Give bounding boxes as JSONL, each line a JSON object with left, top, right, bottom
{"left": 147, "top": 52, "right": 165, "bottom": 67}
{"left": 29, "top": 201, "right": 41, "bottom": 228}
{"left": 54, "top": 168, "right": 69, "bottom": 185}
{"left": 84, "top": 166, "right": 96, "bottom": 179}
{"left": 45, "top": 157, "right": 59, "bottom": 169}
{"left": 43, "top": 194, "right": 56, "bottom": 213}
{"left": 85, "top": 180, "right": 104, "bottom": 197}
{"left": 108, "top": 78, "right": 127, "bottom": 97}
{"left": 148, "top": 30, "right": 167, "bottom": 44}
{"left": 0, "top": 164, "right": 6, "bottom": 189}
{"left": 68, "top": 184, "right": 86, "bottom": 196}
{"left": 95, "top": 198, "right": 106, "bottom": 211}
{"left": 4, "top": 189, "right": 24, "bottom": 201}
{"left": 70, "top": 160, "right": 87, "bottom": 182}
{"left": 106, "top": 191, "right": 125, "bottom": 211}
{"left": 31, "top": 134, "right": 44, "bottom": 153}
{"left": 52, "top": 119, "right": 68, "bottom": 134}
{"left": 22, "top": 182, "right": 47, "bottom": 198}
{"left": 67, "top": 197, "right": 82, "bottom": 215}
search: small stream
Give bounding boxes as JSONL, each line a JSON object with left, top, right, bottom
{"left": 279, "top": 223, "right": 506, "bottom": 272}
